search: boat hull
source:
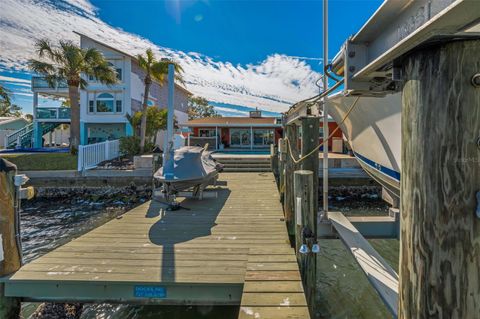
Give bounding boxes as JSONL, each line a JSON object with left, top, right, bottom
{"left": 327, "top": 92, "right": 401, "bottom": 198}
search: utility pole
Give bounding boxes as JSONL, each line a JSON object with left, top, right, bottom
{"left": 321, "top": 0, "right": 329, "bottom": 220}
{"left": 163, "top": 62, "right": 175, "bottom": 180}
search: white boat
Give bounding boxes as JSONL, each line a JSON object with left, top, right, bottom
{"left": 326, "top": 92, "right": 401, "bottom": 200}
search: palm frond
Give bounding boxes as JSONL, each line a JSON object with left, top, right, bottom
{"left": 150, "top": 61, "right": 168, "bottom": 84}
{"left": 79, "top": 78, "right": 88, "bottom": 90}
{"left": 150, "top": 60, "right": 185, "bottom": 85}
{"left": 35, "top": 39, "right": 54, "bottom": 59}
{"left": 28, "top": 59, "right": 55, "bottom": 72}
{"left": 0, "top": 83, "right": 11, "bottom": 104}
{"left": 83, "top": 47, "right": 103, "bottom": 65}
{"left": 91, "top": 61, "right": 117, "bottom": 85}
{"left": 146, "top": 48, "right": 155, "bottom": 64}
{"left": 36, "top": 39, "right": 65, "bottom": 63}
{"left": 137, "top": 54, "right": 146, "bottom": 68}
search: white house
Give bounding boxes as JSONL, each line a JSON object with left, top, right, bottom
{"left": 5, "top": 32, "right": 192, "bottom": 149}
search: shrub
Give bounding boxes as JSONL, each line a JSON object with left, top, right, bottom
{"left": 119, "top": 136, "right": 140, "bottom": 157}
{"left": 120, "top": 136, "right": 157, "bottom": 156}
{"left": 144, "top": 141, "right": 155, "bottom": 154}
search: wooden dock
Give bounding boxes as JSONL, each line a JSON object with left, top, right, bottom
{"left": 3, "top": 173, "right": 310, "bottom": 318}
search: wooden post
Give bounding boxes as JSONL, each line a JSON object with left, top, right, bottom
{"left": 0, "top": 158, "right": 21, "bottom": 318}
{"left": 270, "top": 144, "right": 279, "bottom": 179}
{"left": 278, "top": 138, "right": 285, "bottom": 196}
{"left": 294, "top": 170, "right": 316, "bottom": 316}
{"left": 284, "top": 124, "right": 298, "bottom": 235}
{"left": 399, "top": 40, "right": 480, "bottom": 318}
{"left": 300, "top": 117, "right": 320, "bottom": 221}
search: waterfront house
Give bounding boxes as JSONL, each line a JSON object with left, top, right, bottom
{"left": 181, "top": 110, "right": 282, "bottom": 150}
{"left": 182, "top": 109, "right": 344, "bottom": 152}
{"left": 5, "top": 32, "right": 192, "bottom": 149}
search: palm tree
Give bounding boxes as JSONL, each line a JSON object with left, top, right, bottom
{"left": 0, "top": 83, "right": 10, "bottom": 104}
{"left": 29, "top": 39, "right": 117, "bottom": 153}
{"left": 136, "top": 48, "right": 184, "bottom": 153}
{"left": 0, "top": 83, "right": 22, "bottom": 117}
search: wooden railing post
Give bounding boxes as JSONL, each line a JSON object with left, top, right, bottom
{"left": 294, "top": 170, "right": 316, "bottom": 316}
{"left": 270, "top": 144, "right": 279, "bottom": 179}
{"left": 399, "top": 40, "right": 480, "bottom": 318}
{"left": 278, "top": 138, "right": 285, "bottom": 196}
{"left": 284, "top": 124, "right": 298, "bottom": 235}
{"left": 0, "top": 159, "right": 21, "bottom": 318}
{"left": 300, "top": 117, "right": 320, "bottom": 222}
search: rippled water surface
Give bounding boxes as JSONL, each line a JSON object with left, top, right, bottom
{"left": 20, "top": 197, "right": 398, "bottom": 319}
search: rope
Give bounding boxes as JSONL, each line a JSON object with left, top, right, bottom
{"left": 284, "top": 96, "right": 360, "bottom": 165}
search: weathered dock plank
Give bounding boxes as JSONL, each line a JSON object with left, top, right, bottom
{"left": 2, "top": 173, "right": 309, "bottom": 318}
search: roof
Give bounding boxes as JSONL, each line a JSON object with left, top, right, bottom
{"left": 183, "top": 117, "right": 282, "bottom": 127}
{"left": 0, "top": 117, "right": 29, "bottom": 126}
{"left": 0, "top": 117, "right": 28, "bottom": 126}
{"left": 73, "top": 32, "right": 192, "bottom": 96}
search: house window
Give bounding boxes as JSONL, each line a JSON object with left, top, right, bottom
{"left": 89, "top": 75, "right": 95, "bottom": 81}
{"left": 116, "top": 100, "right": 122, "bottom": 112}
{"left": 96, "top": 93, "right": 115, "bottom": 113}
{"left": 199, "top": 129, "right": 216, "bottom": 137}
{"left": 107, "top": 62, "right": 122, "bottom": 82}
{"left": 89, "top": 100, "right": 94, "bottom": 112}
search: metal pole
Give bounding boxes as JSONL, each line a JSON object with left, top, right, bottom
{"left": 163, "top": 63, "right": 175, "bottom": 180}
{"left": 322, "top": 0, "right": 329, "bottom": 220}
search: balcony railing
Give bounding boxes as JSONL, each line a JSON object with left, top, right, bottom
{"left": 36, "top": 107, "right": 71, "bottom": 120}
{"left": 31, "top": 76, "right": 68, "bottom": 90}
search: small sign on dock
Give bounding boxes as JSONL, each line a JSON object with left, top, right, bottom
{"left": 134, "top": 286, "right": 167, "bottom": 298}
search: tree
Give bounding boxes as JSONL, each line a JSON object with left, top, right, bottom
{"left": 29, "top": 39, "right": 117, "bottom": 153}
{"left": 0, "top": 83, "right": 22, "bottom": 117}
{"left": 136, "top": 48, "right": 184, "bottom": 153}
{"left": 124, "top": 108, "right": 169, "bottom": 154}
{"left": 187, "top": 96, "right": 220, "bottom": 119}
{"left": 130, "top": 108, "right": 168, "bottom": 144}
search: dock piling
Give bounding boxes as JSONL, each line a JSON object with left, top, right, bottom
{"left": 278, "top": 138, "right": 286, "bottom": 197}
{"left": 300, "top": 117, "right": 320, "bottom": 221}
{"left": 284, "top": 124, "right": 298, "bottom": 235}
{"left": 0, "top": 159, "right": 21, "bottom": 318}
{"left": 294, "top": 170, "right": 316, "bottom": 315}
{"left": 399, "top": 39, "right": 480, "bottom": 318}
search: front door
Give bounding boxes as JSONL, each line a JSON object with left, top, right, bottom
{"left": 230, "top": 129, "right": 251, "bottom": 147}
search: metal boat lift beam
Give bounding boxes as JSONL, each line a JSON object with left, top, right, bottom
{"left": 285, "top": 0, "right": 479, "bottom": 124}
{"left": 333, "top": 0, "right": 479, "bottom": 93}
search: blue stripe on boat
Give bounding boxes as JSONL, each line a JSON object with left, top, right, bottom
{"left": 354, "top": 152, "right": 401, "bottom": 181}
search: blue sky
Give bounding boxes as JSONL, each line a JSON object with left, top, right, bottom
{"left": 95, "top": 0, "right": 380, "bottom": 66}
{"left": 0, "top": 0, "right": 382, "bottom": 116}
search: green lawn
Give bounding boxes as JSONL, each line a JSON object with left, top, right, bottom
{"left": 0, "top": 153, "right": 77, "bottom": 171}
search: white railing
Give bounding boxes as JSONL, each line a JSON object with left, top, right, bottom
{"left": 5, "top": 123, "right": 33, "bottom": 148}
{"left": 77, "top": 139, "right": 121, "bottom": 172}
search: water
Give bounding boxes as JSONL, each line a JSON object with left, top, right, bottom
{"left": 19, "top": 196, "right": 398, "bottom": 319}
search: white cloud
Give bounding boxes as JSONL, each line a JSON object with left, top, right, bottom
{"left": 214, "top": 106, "right": 250, "bottom": 117}
{"left": 0, "top": 75, "right": 31, "bottom": 84}
{"left": 0, "top": 0, "right": 322, "bottom": 113}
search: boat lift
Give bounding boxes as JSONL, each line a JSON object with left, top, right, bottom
{"left": 280, "top": 1, "right": 480, "bottom": 318}
{"left": 153, "top": 63, "right": 219, "bottom": 209}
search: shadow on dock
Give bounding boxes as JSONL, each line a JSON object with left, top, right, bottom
{"left": 147, "top": 187, "right": 231, "bottom": 282}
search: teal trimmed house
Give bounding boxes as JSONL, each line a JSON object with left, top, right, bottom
{"left": 6, "top": 32, "right": 191, "bottom": 149}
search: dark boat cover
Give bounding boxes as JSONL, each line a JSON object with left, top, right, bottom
{"left": 154, "top": 146, "right": 219, "bottom": 183}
